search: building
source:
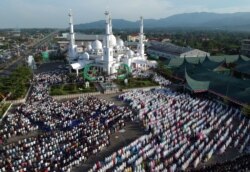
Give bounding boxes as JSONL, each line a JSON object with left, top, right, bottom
{"left": 241, "top": 39, "right": 250, "bottom": 57}
{"left": 67, "top": 10, "right": 157, "bottom": 77}
{"left": 0, "top": 37, "right": 5, "bottom": 41}
{"left": 147, "top": 41, "right": 210, "bottom": 59}
{"left": 11, "top": 29, "right": 21, "bottom": 37}
{"left": 165, "top": 55, "right": 250, "bottom": 104}
{"left": 127, "top": 33, "right": 146, "bottom": 42}
{"left": 57, "top": 33, "right": 106, "bottom": 52}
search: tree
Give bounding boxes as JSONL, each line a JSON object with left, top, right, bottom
{"left": 156, "top": 61, "right": 172, "bottom": 77}
{"left": 0, "top": 65, "right": 32, "bottom": 100}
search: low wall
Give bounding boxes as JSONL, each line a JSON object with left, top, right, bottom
{"left": 52, "top": 91, "right": 101, "bottom": 100}
{"left": 5, "top": 84, "right": 33, "bottom": 105}
{"left": 6, "top": 99, "right": 25, "bottom": 104}
{"left": 5, "top": 85, "right": 162, "bottom": 104}
{"left": 0, "top": 103, "right": 12, "bottom": 123}
{"left": 121, "top": 86, "right": 161, "bottom": 92}
{"left": 103, "top": 89, "right": 120, "bottom": 94}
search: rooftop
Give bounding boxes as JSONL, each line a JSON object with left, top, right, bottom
{"left": 149, "top": 41, "right": 193, "bottom": 56}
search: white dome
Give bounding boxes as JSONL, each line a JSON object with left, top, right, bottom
{"left": 91, "top": 40, "right": 102, "bottom": 50}
{"left": 87, "top": 44, "right": 92, "bottom": 50}
{"left": 83, "top": 52, "right": 89, "bottom": 60}
{"left": 117, "top": 38, "right": 124, "bottom": 47}
{"left": 127, "top": 50, "right": 134, "bottom": 57}
{"left": 110, "top": 35, "right": 117, "bottom": 47}
{"left": 79, "top": 52, "right": 90, "bottom": 60}
{"left": 79, "top": 55, "right": 84, "bottom": 60}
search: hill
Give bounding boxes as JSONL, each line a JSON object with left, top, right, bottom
{"left": 74, "top": 12, "right": 250, "bottom": 31}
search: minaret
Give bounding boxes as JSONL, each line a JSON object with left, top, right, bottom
{"left": 109, "top": 15, "right": 113, "bottom": 34}
{"left": 103, "top": 11, "right": 113, "bottom": 75}
{"left": 69, "top": 9, "right": 75, "bottom": 47}
{"left": 138, "top": 16, "right": 145, "bottom": 59}
{"left": 68, "top": 9, "right": 77, "bottom": 61}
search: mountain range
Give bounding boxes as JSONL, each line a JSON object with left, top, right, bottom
{"left": 74, "top": 12, "right": 250, "bottom": 31}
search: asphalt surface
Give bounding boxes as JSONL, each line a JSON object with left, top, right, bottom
{"left": 35, "top": 61, "right": 66, "bottom": 74}
{"left": 72, "top": 121, "right": 145, "bottom": 172}
{"left": 0, "top": 56, "right": 25, "bottom": 77}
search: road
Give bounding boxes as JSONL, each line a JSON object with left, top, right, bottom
{"left": 31, "top": 29, "right": 60, "bottom": 49}
{"left": 0, "top": 30, "right": 60, "bottom": 77}
{"left": 0, "top": 56, "right": 24, "bottom": 76}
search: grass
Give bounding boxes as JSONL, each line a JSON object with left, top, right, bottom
{"left": 0, "top": 103, "right": 11, "bottom": 118}
{"left": 50, "top": 83, "right": 98, "bottom": 96}
{"left": 114, "top": 77, "right": 159, "bottom": 90}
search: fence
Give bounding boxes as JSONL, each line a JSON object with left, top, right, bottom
{"left": 52, "top": 91, "right": 101, "bottom": 100}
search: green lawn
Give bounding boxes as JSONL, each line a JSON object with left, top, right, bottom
{"left": 114, "top": 77, "right": 159, "bottom": 89}
{"left": 0, "top": 103, "right": 11, "bottom": 118}
{"left": 50, "top": 83, "right": 98, "bottom": 96}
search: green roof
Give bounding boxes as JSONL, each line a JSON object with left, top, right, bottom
{"left": 235, "top": 63, "right": 250, "bottom": 75}
{"left": 167, "top": 57, "right": 185, "bottom": 68}
{"left": 185, "top": 56, "right": 204, "bottom": 64}
{"left": 185, "top": 69, "right": 210, "bottom": 92}
{"left": 165, "top": 55, "right": 250, "bottom": 104}
{"left": 234, "top": 55, "right": 250, "bottom": 75}
{"left": 201, "top": 56, "right": 223, "bottom": 70}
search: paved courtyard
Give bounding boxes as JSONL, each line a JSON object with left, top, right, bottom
{"left": 72, "top": 121, "right": 145, "bottom": 172}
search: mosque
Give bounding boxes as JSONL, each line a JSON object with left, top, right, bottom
{"left": 67, "top": 10, "right": 157, "bottom": 78}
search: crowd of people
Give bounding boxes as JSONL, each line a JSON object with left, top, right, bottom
{"left": 0, "top": 71, "right": 134, "bottom": 172}
{"left": 0, "top": 69, "right": 249, "bottom": 172}
{"left": 89, "top": 88, "right": 250, "bottom": 172}
{"left": 133, "top": 69, "right": 172, "bottom": 87}
{"left": 132, "top": 69, "right": 154, "bottom": 79}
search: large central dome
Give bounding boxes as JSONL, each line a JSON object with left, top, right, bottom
{"left": 91, "top": 40, "right": 102, "bottom": 50}
{"left": 117, "top": 38, "right": 124, "bottom": 47}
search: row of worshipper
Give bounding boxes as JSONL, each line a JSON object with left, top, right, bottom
{"left": 131, "top": 69, "right": 172, "bottom": 87}
{"left": 152, "top": 73, "right": 171, "bottom": 87}
{"left": 131, "top": 69, "right": 154, "bottom": 79}
{"left": 89, "top": 88, "right": 250, "bottom": 172}
{"left": 0, "top": 71, "right": 135, "bottom": 172}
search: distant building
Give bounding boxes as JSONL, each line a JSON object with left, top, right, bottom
{"left": 241, "top": 39, "right": 250, "bottom": 57}
{"left": 11, "top": 29, "right": 21, "bottom": 37}
{"left": 62, "top": 33, "right": 69, "bottom": 38}
{"left": 147, "top": 41, "right": 210, "bottom": 59}
{"left": 0, "top": 37, "right": 5, "bottom": 41}
{"left": 161, "top": 38, "right": 171, "bottom": 43}
{"left": 127, "top": 33, "right": 146, "bottom": 42}
{"left": 27, "top": 55, "right": 37, "bottom": 70}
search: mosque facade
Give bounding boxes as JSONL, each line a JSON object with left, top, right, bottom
{"left": 67, "top": 10, "right": 157, "bottom": 77}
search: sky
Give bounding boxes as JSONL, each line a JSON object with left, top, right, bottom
{"left": 1, "top": 0, "right": 250, "bottom": 28}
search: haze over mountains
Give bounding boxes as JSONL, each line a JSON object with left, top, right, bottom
{"left": 75, "top": 12, "right": 250, "bottom": 31}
